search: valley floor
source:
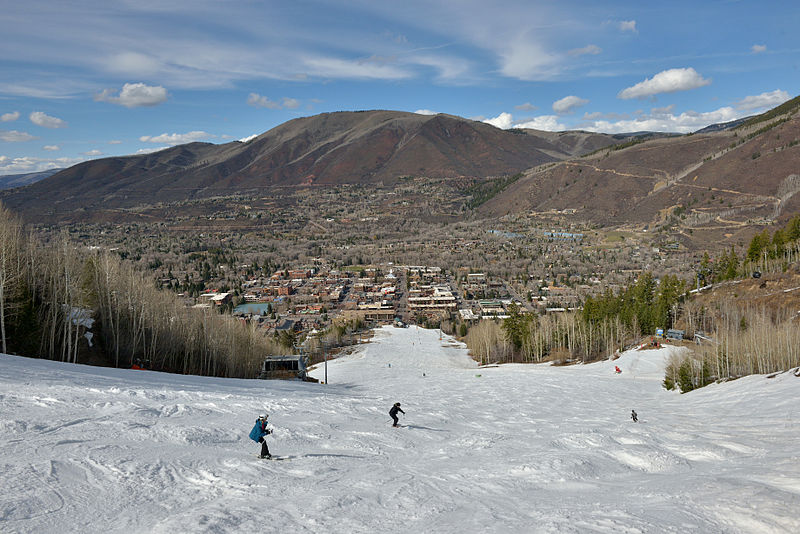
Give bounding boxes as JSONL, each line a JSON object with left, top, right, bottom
{"left": 1, "top": 326, "right": 798, "bottom": 533}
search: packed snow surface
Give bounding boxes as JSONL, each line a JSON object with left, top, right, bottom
{"left": 2, "top": 325, "right": 799, "bottom": 533}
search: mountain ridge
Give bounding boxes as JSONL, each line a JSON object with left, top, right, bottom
{"left": 0, "top": 110, "right": 630, "bottom": 222}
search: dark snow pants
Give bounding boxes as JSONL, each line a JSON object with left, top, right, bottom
{"left": 391, "top": 414, "right": 399, "bottom": 427}
{"left": 259, "top": 436, "right": 270, "bottom": 457}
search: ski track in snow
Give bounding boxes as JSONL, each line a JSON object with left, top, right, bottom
{"left": 1, "top": 325, "right": 799, "bottom": 533}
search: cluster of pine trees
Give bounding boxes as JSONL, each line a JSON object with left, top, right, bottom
{"left": 0, "top": 203, "right": 281, "bottom": 378}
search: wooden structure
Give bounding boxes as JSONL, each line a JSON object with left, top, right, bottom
{"left": 258, "top": 355, "right": 307, "bottom": 380}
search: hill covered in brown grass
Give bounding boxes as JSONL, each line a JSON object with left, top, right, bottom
{"left": 0, "top": 110, "right": 627, "bottom": 223}
{"left": 480, "top": 96, "right": 800, "bottom": 248}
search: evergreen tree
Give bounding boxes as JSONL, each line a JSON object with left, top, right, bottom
{"left": 678, "top": 359, "right": 695, "bottom": 393}
{"left": 787, "top": 215, "right": 800, "bottom": 242}
{"left": 746, "top": 229, "right": 770, "bottom": 262}
{"left": 771, "top": 229, "right": 786, "bottom": 259}
{"left": 502, "top": 302, "right": 531, "bottom": 351}
{"left": 724, "top": 246, "right": 739, "bottom": 280}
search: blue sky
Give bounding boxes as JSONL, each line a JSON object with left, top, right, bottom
{"left": 1, "top": 0, "right": 798, "bottom": 175}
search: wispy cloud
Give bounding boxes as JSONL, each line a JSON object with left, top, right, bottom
{"left": 95, "top": 83, "right": 169, "bottom": 108}
{"left": 303, "top": 56, "right": 413, "bottom": 80}
{"left": 568, "top": 45, "right": 601, "bottom": 57}
{"left": 139, "top": 131, "right": 214, "bottom": 145}
{"left": 82, "top": 149, "right": 103, "bottom": 156}
{"left": 751, "top": 44, "right": 767, "bottom": 54}
{"left": 515, "top": 102, "right": 538, "bottom": 112}
{"left": 553, "top": 95, "right": 589, "bottom": 114}
{"left": 618, "top": 68, "right": 711, "bottom": 99}
{"left": 0, "top": 130, "right": 38, "bottom": 142}
{"left": 497, "top": 39, "right": 562, "bottom": 81}
{"left": 619, "top": 20, "right": 637, "bottom": 33}
{"left": 43, "top": 145, "right": 60, "bottom": 151}
{"left": 1, "top": 111, "right": 20, "bottom": 122}
{"left": 414, "top": 109, "right": 439, "bottom": 115}
{"left": 30, "top": 111, "right": 67, "bottom": 128}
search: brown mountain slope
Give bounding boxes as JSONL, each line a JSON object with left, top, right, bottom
{"left": 1, "top": 111, "right": 626, "bottom": 222}
{"left": 481, "top": 98, "right": 800, "bottom": 243}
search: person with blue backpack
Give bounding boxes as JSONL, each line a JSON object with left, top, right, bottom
{"left": 249, "top": 414, "right": 272, "bottom": 459}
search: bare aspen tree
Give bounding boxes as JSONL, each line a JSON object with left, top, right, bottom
{"left": 0, "top": 204, "right": 24, "bottom": 354}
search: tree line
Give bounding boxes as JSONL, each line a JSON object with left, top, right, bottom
{"left": 461, "top": 215, "right": 800, "bottom": 391}
{"left": 0, "top": 202, "right": 282, "bottom": 378}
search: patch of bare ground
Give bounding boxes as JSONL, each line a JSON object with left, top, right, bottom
{"left": 681, "top": 266, "right": 800, "bottom": 324}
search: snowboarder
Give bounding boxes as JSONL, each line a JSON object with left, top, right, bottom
{"left": 389, "top": 402, "right": 405, "bottom": 427}
{"left": 249, "top": 413, "right": 272, "bottom": 458}
{"left": 631, "top": 409, "right": 638, "bottom": 423}
{"left": 615, "top": 366, "right": 622, "bottom": 374}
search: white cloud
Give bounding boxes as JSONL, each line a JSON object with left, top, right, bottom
{"left": 94, "top": 83, "right": 169, "bottom": 108}
{"left": 514, "top": 115, "right": 566, "bottom": 131}
{"left": 1, "top": 111, "right": 20, "bottom": 122}
{"left": 582, "top": 105, "right": 743, "bottom": 134}
{"left": 43, "top": 145, "right": 60, "bottom": 151}
{"left": 247, "top": 93, "right": 279, "bottom": 109}
{"left": 553, "top": 95, "right": 589, "bottom": 114}
{"left": 139, "top": 131, "right": 214, "bottom": 145}
{"left": 281, "top": 97, "right": 300, "bottom": 109}
{"left": 515, "top": 102, "right": 537, "bottom": 112}
{"left": 751, "top": 44, "right": 767, "bottom": 54}
{"left": 82, "top": 149, "right": 103, "bottom": 156}
{"left": 498, "top": 39, "right": 561, "bottom": 81}
{"left": 29, "top": 111, "right": 67, "bottom": 129}
{"left": 247, "top": 93, "right": 303, "bottom": 109}
{"left": 136, "top": 146, "right": 169, "bottom": 154}
{"left": 482, "top": 112, "right": 565, "bottom": 132}
{"left": 0, "top": 130, "right": 38, "bottom": 142}
{"left": 618, "top": 68, "right": 711, "bottom": 99}
{"left": 414, "top": 109, "right": 439, "bottom": 116}
{"left": 0, "top": 155, "right": 80, "bottom": 174}
{"left": 108, "top": 140, "right": 122, "bottom": 145}
{"left": 619, "top": 20, "right": 637, "bottom": 33}
{"left": 482, "top": 112, "right": 514, "bottom": 129}
{"left": 238, "top": 134, "right": 259, "bottom": 143}
{"left": 568, "top": 44, "right": 601, "bottom": 56}
{"left": 735, "top": 90, "right": 790, "bottom": 111}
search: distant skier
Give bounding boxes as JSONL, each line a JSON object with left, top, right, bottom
{"left": 389, "top": 402, "right": 405, "bottom": 427}
{"left": 249, "top": 414, "right": 272, "bottom": 458}
{"left": 631, "top": 409, "right": 638, "bottom": 423}
{"left": 615, "top": 366, "right": 622, "bottom": 374}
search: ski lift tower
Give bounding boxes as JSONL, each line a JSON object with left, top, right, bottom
{"left": 321, "top": 339, "right": 329, "bottom": 385}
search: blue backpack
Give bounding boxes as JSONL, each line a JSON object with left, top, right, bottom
{"left": 249, "top": 421, "right": 263, "bottom": 442}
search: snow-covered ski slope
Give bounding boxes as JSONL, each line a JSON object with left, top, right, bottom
{"left": 1, "top": 325, "right": 799, "bottom": 533}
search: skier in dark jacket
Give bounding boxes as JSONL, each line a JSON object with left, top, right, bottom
{"left": 249, "top": 414, "right": 272, "bottom": 458}
{"left": 631, "top": 409, "right": 638, "bottom": 423}
{"left": 389, "top": 402, "right": 405, "bottom": 427}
